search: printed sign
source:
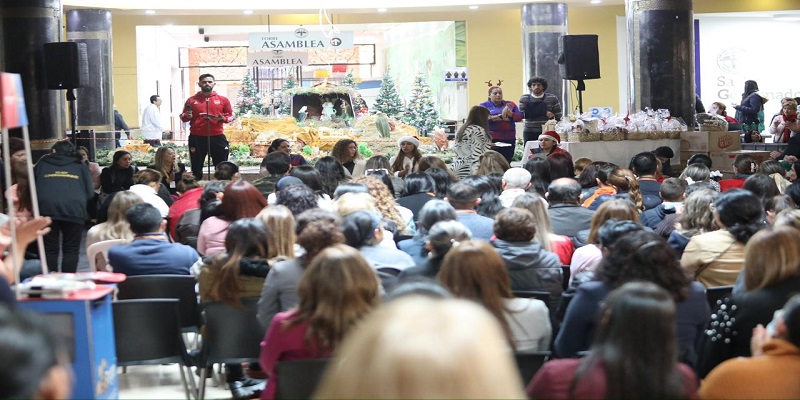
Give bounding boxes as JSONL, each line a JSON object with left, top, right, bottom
{"left": 589, "top": 107, "right": 612, "bottom": 119}
{"left": 445, "top": 67, "right": 468, "bottom": 82}
{"left": 247, "top": 50, "right": 309, "bottom": 66}
{"left": 249, "top": 28, "right": 354, "bottom": 50}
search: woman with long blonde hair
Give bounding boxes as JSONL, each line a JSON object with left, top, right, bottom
{"left": 148, "top": 146, "right": 187, "bottom": 196}
{"left": 86, "top": 191, "right": 143, "bottom": 270}
{"left": 439, "top": 240, "right": 551, "bottom": 351}
{"left": 352, "top": 176, "right": 409, "bottom": 234}
{"left": 259, "top": 244, "right": 380, "bottom": 400}
{"left": 255, "top": 205, "right": 295, "bottom": 261}
{"left": 315, "top": 296, "right": 525, "bottom": 399}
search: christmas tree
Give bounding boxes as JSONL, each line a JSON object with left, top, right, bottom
{"left": 404, "top": 73, "right": 440, "bottom": 134}
{"left": 373, "top": 69, "right": 404, "bottom": 117}
{"left": 277, "top": 70, "right": 299, "bottom": 116}
{"left": 341, "top": 71, "right": 368, "bottom": 115}
{"left": 235, "top": 72, "right": 263, "bottom": 116}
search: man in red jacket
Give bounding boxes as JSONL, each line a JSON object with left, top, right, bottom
{"left": 180, "top": 73, "right": 235, "bottom": 178}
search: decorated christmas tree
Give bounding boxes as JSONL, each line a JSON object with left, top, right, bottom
{"left": 235, "top": 72, "right": 263, "bottom": 116}
{"left": 341, "top": 71, "right": 368, "bottom": 115}
{"left": 277, "top": 71, "right": 299, "bottom": 116}
{"left": 404, "top": 73, "right": 440, "bottom": 134}
{"left": 373, "top": 69, "right": 404, "bottom": 117}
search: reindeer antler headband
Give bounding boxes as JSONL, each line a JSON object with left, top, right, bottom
{"left": 486, "top": 79, "right": 504, "bottom": 87}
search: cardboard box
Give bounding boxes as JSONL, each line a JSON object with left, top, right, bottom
{"left": 680, "top": 131, "right": 741, "bottom": 153}
{"left": 709, "top": 150, "right": 771, "bottom": 172}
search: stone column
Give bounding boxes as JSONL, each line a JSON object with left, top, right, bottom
{"left": 66, "top": 9, "right": 115, "bottom": 151}
{"left": 626, "top": 0, "right": 695, "bottom": 126}
{"left": 521, "top": 3, "right": 569, "bottom": 112}
{"left": 0, "top": 0, "right": 65, "bottom": 151}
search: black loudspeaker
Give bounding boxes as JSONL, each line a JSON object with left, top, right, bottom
{"left": 43, "top": 42, "right": 89, "bottom": 89}
{"left": 559, "top": 34, "right": 600, "bottom": 80}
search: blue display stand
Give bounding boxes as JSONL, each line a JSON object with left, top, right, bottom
{"left": 19, "top": 285, "right": 119, "bottom": 399}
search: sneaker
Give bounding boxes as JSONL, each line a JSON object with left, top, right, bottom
{"left": 228, "top": 380, "right": 265, "bottom": 399}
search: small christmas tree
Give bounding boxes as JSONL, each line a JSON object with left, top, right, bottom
{"left": 341, "top": 71, "right": 368, "bottom": 115}
{"left": 405, "top": 73, "right": 440, "bottom": 135}
{"left": 235, "top": 72, "right": 263, "bottom": 116}
{"left": 277, "top": 70, "right": 299, "bottom": 116}
{"left": 373, "top": 68, "right": 404, "bottom": 117}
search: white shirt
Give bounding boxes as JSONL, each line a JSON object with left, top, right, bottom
{"left": 128, "top": 184, "right": 169, "bottom": 218}
{"left": 140, "top": 103, "right": 164, "bottom": 139}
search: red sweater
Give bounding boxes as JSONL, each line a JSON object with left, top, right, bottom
{"left": 167, "top": 187, "right": 204, "bottom": 239}
{"left": 180, "top": 91, "right": 233, "bottom": 136}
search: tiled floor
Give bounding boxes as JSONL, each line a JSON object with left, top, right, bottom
{"left": 118, "top": 364, "right": 232, "bottom": 399}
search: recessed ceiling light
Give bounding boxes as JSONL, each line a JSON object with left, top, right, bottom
{"left": 377, "top": 8, "right": 387, "bottom": 12}
{"left": 469, "top": 5, "right": 479, "bottom": 9}
{"left": 590, "top": 0, "right": 602, "bottom": 3}
{"left": 145, "top": 10, "right": 156, "bottom": 14}
{"left": 243, "top": 10, "right": 253, "bottom": 15}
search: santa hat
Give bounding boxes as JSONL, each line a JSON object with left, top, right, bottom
{"left": 539, "top": 131, "right": 561, "bottom": 144}
{"left": 397, "top": 135, "right": 420, "bottom": 148}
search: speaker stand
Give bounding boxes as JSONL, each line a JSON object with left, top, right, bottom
{"left": 576, "top": 80, "right": 585, "bottom": 115}
{"left": 66, "top": 89, "right": 78, "bottom": 143}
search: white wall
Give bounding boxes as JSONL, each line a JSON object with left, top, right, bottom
{"left": 136, "top": 26, "right": 181, "bottom": 135}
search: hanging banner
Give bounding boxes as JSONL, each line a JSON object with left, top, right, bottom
{"left": 247, "top": 50, "right": 309, "bottom": 67}
{"left": 249, "top": 28, "right": 354, "bottom": 50}
{"left": 0, "top": 73, "right": 29, "bottom": 128}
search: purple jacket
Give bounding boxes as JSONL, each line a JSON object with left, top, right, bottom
{"left": 479, "top": 100, "right": 522, "bottom": 141}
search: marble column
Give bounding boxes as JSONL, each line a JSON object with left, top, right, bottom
{"left": 66, "top": 9, "right": 115, "bottom": 151}
{"left": 0, "top": 0, "right": 65, "bottom": 151}
{"left": 626, "top": 0, "right": 695, "bottom": 126}
{"left": 521, "top": 3, "right": 569, "bottom": 113}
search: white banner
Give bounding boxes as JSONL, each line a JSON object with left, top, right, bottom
{"left": 247, "top": 50, "right": 309, "bottom": 67}
{"left": 249, "top": 28, "right": 354, "bottom": 50}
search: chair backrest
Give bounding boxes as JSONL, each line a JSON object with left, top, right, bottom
{"left": 512, "top": 290, "right": 551, "bottom": 304}
{"left": 86, "top": 238, "right": 127, "bottom": 272}
{"left": 706, "top": 285, "right": 734, "bottom": 310}
{"left": 561, "top": 265, "right": 571, "bottom": 291}
{"left": 117, "top": 274, "right": 202, "bottom": 332}
{"left": 514, "top": 351, "right": 550, "bottom": 385}
{"left": 376, "top": 267, "right": 401, "bottom": 277}
{"left": 275, "top": 358, "right": 330, "bottom": 400}
{"left": 113, "top": 299, "right": 189, "bottom": 365}
{"left": 201, "top": 298, "right": 265, "bottom": 365}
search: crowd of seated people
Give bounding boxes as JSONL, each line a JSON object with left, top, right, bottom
{"left": 6, "top": 136, "right": 800, "bottom": 399}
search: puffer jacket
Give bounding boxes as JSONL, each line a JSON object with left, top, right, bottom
{"left": 492, "top": 239, "right": 563, "bottom": 312}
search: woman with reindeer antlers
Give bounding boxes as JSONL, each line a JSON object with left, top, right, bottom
{"left": 479, "top": 80, "right": 522, "bottom": 163}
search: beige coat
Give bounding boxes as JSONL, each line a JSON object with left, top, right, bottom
{"left": 681, "top": 229, "right": 744, "bottom": 287}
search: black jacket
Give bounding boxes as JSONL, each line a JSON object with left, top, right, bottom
{"left": 34, "top": 153, "right": 94, "bottom": 224}
{"left": 492, "top": 239, "right": 563, "bottom": 312}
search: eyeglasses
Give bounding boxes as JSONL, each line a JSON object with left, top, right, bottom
{"left": 365, "top": 168, "right": 389, "bottom": 176}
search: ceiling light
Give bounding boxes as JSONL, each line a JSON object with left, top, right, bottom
{"left": 243, "top": 10, "right": 253, "bottom": 15}
{"left": 377, "top": 8, "right": 387, "bottom": 12}
{"left": 145, "top": 9, "right": 156, "bottom": 14}
{"left": 469, "top": 5, "right": 479, "bottom": 9}
{"left": 590, "top": 0, "right": 602, "bottom": 3}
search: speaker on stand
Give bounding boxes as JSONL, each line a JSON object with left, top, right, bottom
{"left": 558, "top": 34, "right": 600, "bottom": 114}
{"left": 43, "top": 42, "right": 88, "bottom": 143}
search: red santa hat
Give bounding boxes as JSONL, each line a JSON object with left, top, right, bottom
{"left": 539, "top": 131, "right": 561, "bottom": 144}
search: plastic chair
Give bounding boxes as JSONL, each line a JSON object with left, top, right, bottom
{"left": 113, "top": 299, "right": 197, "bottom": 400}
{"left": 117, "top": 274, "right": 202, "bottom": 334}
{"left": 86, "top": 238, "right": 127, "bottom": 272}
{"left": 198, "top": 298, "right": 266, "bottom": 400}
{"left": 514, "top": 351, "right": 550, "bottom": 386}
{"left": 706, "top": 285, "right": 734, "bottom": 310}
{"left": 512, "top": 290, "right": 551, "bottom": 304}
{"left": 275, "top": 358, "right": 330, "bottom": 399}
